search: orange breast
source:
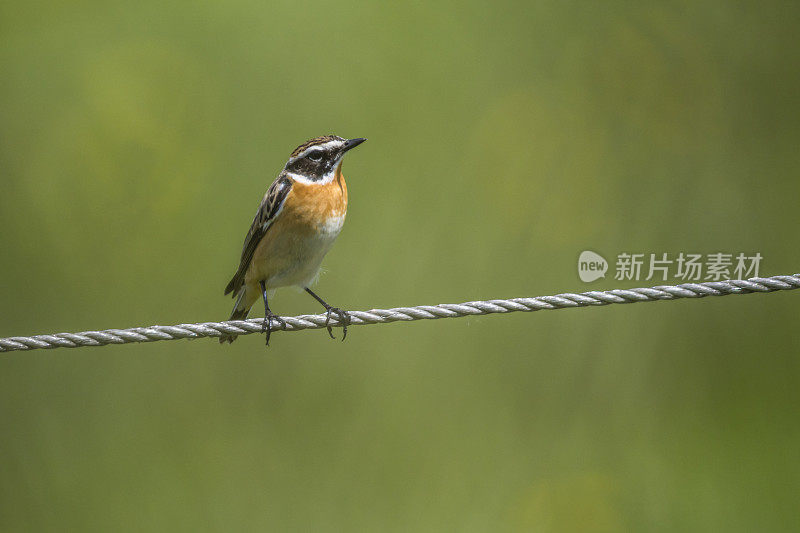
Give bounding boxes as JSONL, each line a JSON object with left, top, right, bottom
{"left": 282, "top": 165, "right": 348, "bottom": 232}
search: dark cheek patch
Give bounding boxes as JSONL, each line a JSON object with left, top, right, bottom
{"left": 286, "top": 158, "right": 324, "bottom": 181}
{"left": 286, "top": 153, "right": 339, "bottom": 181}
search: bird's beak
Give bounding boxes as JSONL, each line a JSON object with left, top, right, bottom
{"left": 342, "top": 138, "right": 367, "bottom": 153}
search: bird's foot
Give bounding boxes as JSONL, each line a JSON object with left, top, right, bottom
{"left": 323, "top": 307, "right": 351, "bottom": 341}
{"left": 262, "top": 313, "right": 287, "bottom": 346}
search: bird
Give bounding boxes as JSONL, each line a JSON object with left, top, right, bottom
{"left": 220, "top": 135, "right": 366, "bottom": 345}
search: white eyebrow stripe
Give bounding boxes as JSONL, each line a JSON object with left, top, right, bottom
{"left": 290, "top": 140, "right": 344, "bottom": 161}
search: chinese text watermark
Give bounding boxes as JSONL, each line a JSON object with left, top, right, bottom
{"left": 578, "top": 252, "right": 762, "bottom": 282}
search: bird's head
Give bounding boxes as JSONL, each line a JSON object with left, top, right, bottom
{"left": 284, "top": 135, "right": 366, "bottom": 184}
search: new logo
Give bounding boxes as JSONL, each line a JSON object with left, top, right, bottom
{"left": 578, "top": 251, "right": 608, "bottom": 282}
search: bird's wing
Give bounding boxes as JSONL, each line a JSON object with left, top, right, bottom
{"left": 224, "top": 174, "right": 293, "bottom": 295}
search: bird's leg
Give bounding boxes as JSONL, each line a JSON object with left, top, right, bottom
{"left": 304, "top": 287, "right": 350, "bottom": 341}
{"left": 260, "top": 280, "right": 286, "bottom": 346}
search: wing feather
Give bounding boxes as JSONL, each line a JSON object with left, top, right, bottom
{"left": 224, "top": 174, "right": 293, "bottom": 296}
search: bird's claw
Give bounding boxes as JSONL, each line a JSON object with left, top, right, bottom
{"left": 324, "top": 307, "right": 350, "bottom": 341}
{"left": 262, "top": 313, "right": 287, "bottom": 346}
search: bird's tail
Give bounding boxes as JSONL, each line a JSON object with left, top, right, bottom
{"left": 220, "top": 287, "right": 255, "bottom": 344}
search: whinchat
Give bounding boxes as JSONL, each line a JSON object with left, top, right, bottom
{"left": 221, "top": 135, "right": 366, "bottom": 345}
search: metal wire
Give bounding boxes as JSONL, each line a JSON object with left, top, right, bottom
{"left": 1, "top": 274, "right": 798, "bottom": 353}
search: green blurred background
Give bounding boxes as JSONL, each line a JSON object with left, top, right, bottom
{"left": 1, "top": 1, "right": 799, "bottom": 531}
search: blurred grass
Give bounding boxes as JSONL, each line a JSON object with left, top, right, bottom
{"left": 1, "top": 0, "right": 799, "bottom": 531}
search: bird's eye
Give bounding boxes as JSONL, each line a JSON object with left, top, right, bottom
{"left": 308, "top": 150, "right": 323, "bottom": 161}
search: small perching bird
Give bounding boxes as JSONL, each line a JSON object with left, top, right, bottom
{"left": 221, "top": 135, "right": 366, "bottom": 345}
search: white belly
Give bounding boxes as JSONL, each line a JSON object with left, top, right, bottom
{"left": 266, "top": 214, "right": 346, "bottom": 288}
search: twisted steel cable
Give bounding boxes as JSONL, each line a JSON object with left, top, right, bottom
{"left": 1, "top": 274, "right": 798, "bottom": 353}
